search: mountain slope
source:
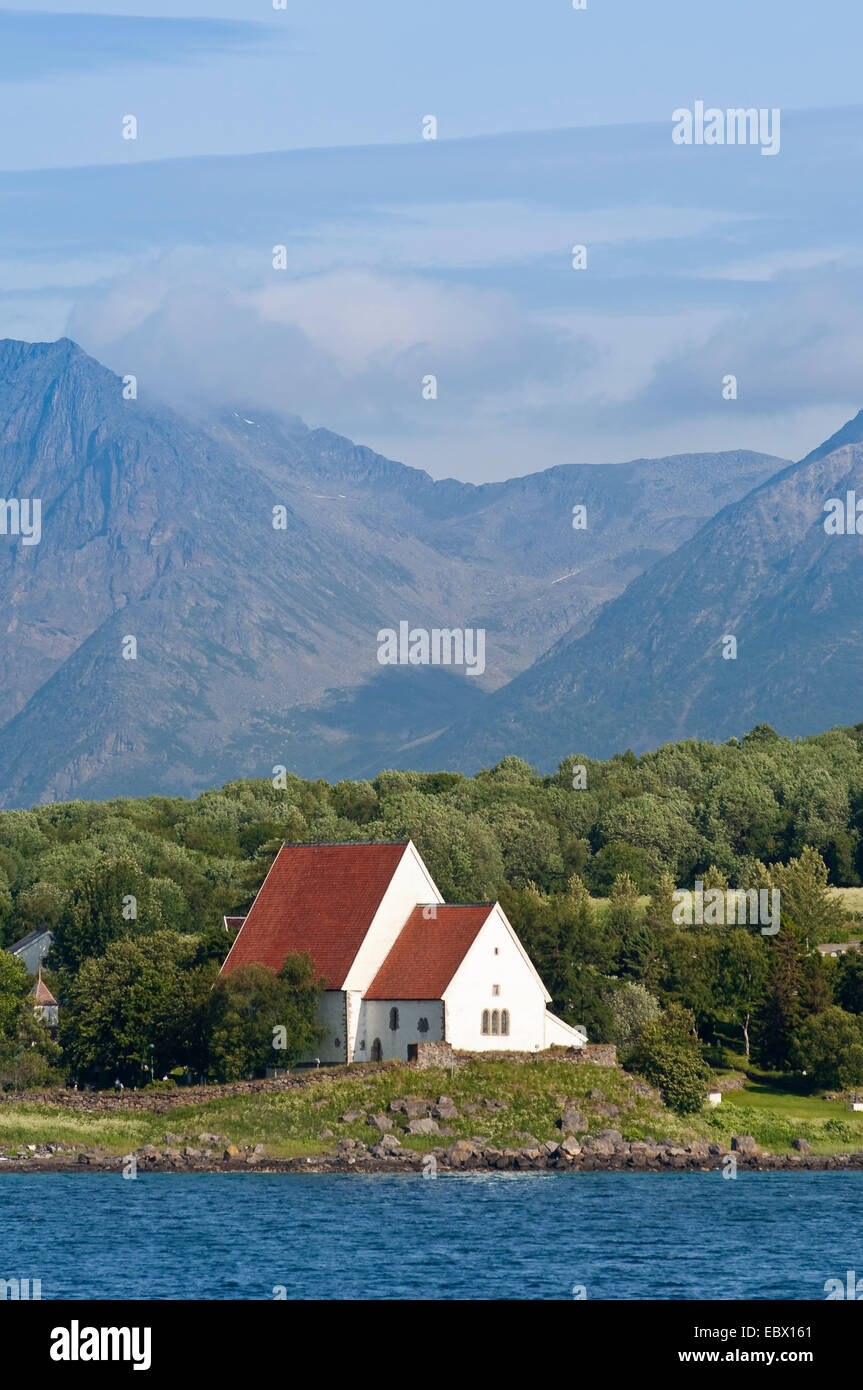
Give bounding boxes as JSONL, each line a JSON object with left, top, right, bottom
{"left": 0, "top": 338, "right": 786, "bottom": 803}
{"left": 416, "top": 426, "right": 863, "bottom": 771}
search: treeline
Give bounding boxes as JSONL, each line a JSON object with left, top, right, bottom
{"left": 0, "top": 720, "right": 862, "bottom": 1092}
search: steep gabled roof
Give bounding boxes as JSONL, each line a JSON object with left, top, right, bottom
{"left": 30, "top": 969, "right": 57, "bottom": 1006}
{"left": 364, "top": 904, "right": 493, "bottom": 999}
{"left": 219, "top": 842, "right": 409, "bottom": 989}
{"left": 10, "top": 927, "right": 52, "bottom": 953}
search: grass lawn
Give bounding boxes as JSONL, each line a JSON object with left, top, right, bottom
{"left": 2, "top": 1055, "right": 863, "bottom": 1160}
{"left": 0, "top": 1058, "right": 703, "bottom": 1158}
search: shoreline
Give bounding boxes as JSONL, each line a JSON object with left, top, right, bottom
{"left": 3, "top": 1141, "right": 863, "bottom": 1176}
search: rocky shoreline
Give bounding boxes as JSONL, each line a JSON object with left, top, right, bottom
{"left": 2, "top": 1130, "right": 861, "bottom": 1176}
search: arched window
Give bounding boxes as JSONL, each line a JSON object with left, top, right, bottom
{"left": 370, "top": 1038, "right": 382, "bottom": 1061}
{"left": 389, "top": 1007, "right": 399, "bottom": 1031}
{"left": 491, "top": 1010, "right": 500, "bottom": 1035}
{"left": 501, "top": 1009, "right": 510, "bottom": 1036}
{"left": 417, "top": 1017, "right": 429, "bottom": 1034}
{"left": 481, "top": 1010, "right": 490, "bottom": 1035}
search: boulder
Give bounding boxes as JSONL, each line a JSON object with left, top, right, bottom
{"left": 368, "top": 1113, "right": 393, "bottom": 1132}
{"left": 731, "top": 1134, "right": 761, "bottom": 1156}
{"left": 370, "top": 1142, "right": 399, "bottom": 1160}
{"left": 596, "top": 1103, "right": 620, "bottom": 1119}
{"left": 596, "top": 1128, "right": 624, "bottom": 1145}
{"left": 403, "top": 1100, "right": 432, "bottom": 1120}
{"left": 560, "top": 1135, "right": 582, "bottom": 1156}
{"left": 582, "top": 1136, "right": 615, "bottom": 1156}
{"left": 406, "top": 1117, "right": 440, "bottom": 1135}
{"left": 223, "top": 1144, "right": 240, "bottom": 1159}
{"left": 433, "top": 1100, "right": 459, "bottom": 1120}
{"left": 376, "top": 1133, "right": 402, "bottom": 1152}
{"left": 585, "top": 1088, "right": 606, "bottom": 1101}
{"left": 447, "top": 1140, "right": 480, "bottom": 1164}
{"left": 791, "top": 1138, "right": 812, "bottom": 1154}
{"left": 559, "top": 1108, "right": 587, "bottom": 1134}
{"left": 338, "top": 1110, "right": 365, "bottom": 1124}
{"left": 389, "top": 1096, "right": 429, "bottom": 1117}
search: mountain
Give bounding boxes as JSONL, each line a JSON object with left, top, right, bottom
{"left": 0, "top": 338, "right": 785, "bottom": 804}
{"left": 416, "top": 419, "right": 863, "bottom": 771}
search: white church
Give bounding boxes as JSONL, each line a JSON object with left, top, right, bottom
{"left": 220, "top": 840, "right": 587, "bottom": 1064}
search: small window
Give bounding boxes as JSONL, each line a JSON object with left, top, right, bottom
{"left": 501, "top": 1009, "right": 510, "bottom": 1036}
{"left": 492, "top": 984, "right": 500, "bottom": 997}
{"left": 359, "top": 1039, "right": 366, "bottom": 1050}
{"left": 494, "top": 947, "right": 499, "bottom": 956}
{"left": 334, "top": 1037, "right": 341, "bottom": 1049}
{"left": 491, "top": 1010, "right": 500, "bottom": 1035}
{"left": 481, "top": 1009, "right": 490, "bottom": 1035}
{"left": 417, "top": 1017, "right": 429, "bottom": 1034}
{"left": 389, "top": 1007, "right": 399, "bottom": 1031}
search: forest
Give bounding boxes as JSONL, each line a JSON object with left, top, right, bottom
{"left": 1, "top": 719, "right": 863, "bottom": 1103}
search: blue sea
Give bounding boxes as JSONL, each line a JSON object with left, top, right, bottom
{"left": 1, "top": 1170, "right": 861, "bottom": 1300}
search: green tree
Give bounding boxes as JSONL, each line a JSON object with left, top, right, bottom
{"left": 716, "top": 929, "right": 769, "bottom": 1057}
{"left": 543, "top": 876, "right": 614, "bottom": 1036}
{"left": 60, "top": 931, "right": 212, "bottom": 1083}
{"left": 206, "top": 956, "right": 324, "bottom": 1080}
{"left": 0, "top": 951, "right": 29, "bottom": 1038}
{"left": 629, "top": 1004, "right": 711, "bottom": 1115}
{"left": 753, "top": 923, "right": 806, "bottom": 1071}
{"left": 795, "top": 1006, "right": 863, "bottom": 1090}
{"left": 772, "top": 846, "right": 845, "bottom": 946}
{"left": 52, "top": 857, "right": 164, "bottom": 975}
{"left": 588, "top": 842, "right": 653, "bottom": 895}
{"left": 836, "top": 950, "right": 863, "bottom": 1014}
{"left": 604, "top": 981, "right": 661, "bottom": 1057}
{"left": 646, "top": 872, "right": 677, "bottom": 931}
{"left": 0, "top": 1008, "right": 63, "bottom": 1091}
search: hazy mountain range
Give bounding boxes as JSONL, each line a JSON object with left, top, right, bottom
{"left": 2, "top": 335, "right": 856, "bottom": 806}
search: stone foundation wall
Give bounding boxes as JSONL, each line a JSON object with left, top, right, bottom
{"left": 407, "top": 1041, "right": 454, "bottom": 1070}
{"left": 573, "top": 1044, "right": 617, "bottom": 1067}
{"left": 454, "top": 1043, "right": 617, "bottom": 1066}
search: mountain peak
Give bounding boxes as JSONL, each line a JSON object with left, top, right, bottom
{"left": 801, "top": 407, "right": 863, "bottom": 466}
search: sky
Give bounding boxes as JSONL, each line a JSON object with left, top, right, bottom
{"left": 1, "top": 2, "right": 862, "bottom": 480}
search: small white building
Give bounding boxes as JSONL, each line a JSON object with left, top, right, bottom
{"left": 220, "top": 840, "right": 586, "bottom": 1064}
{"left": 30, "top": 967, "right": 59, "bottom": 1029}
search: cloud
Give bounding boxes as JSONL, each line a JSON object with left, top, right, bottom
{"left": 4, "top": 110, "right": 861, "bottom": 478}
{"left": 0, "top": 9, "right": 273, "bottom": 81}
{"left": 66, "top": 261, "right": 595, "bottom": 467}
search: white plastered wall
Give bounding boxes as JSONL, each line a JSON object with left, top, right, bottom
{"left": 442, "top": 904, "right": 550, "bottom": 1051}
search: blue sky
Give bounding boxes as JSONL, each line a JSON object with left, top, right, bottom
{"left": 1, "top": 3, "right": 862, "bottom": 479}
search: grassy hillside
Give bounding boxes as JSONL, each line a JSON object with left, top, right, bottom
{"left": 3, "top": 1059, "right": 863, "bottom": 1160}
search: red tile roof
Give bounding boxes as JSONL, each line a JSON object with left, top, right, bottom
{"left": 31, "top": 974, "right": 57, "bottom": 1006}
{"left": 365, "top": 904, "right": 493, "bottom": 999}
{"left": 219, "top": 842, "right": 409, "bottom": 989}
